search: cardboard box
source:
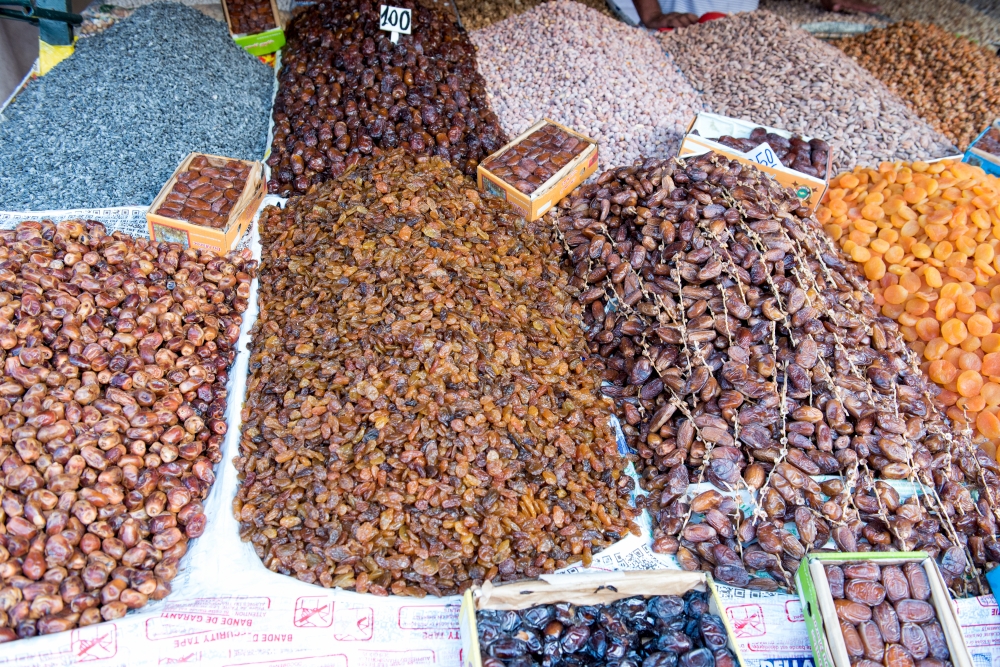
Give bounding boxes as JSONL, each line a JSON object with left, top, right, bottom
{"left": 220, "top": 0, "right": 285, "bottom": 56}
{"left": 460, "top": 570, "right": 746, "bottom": 667}
{"left": 796, "top": 552, "right": 972, "bottom": 667}
{"left": 679, "top": 112, "right": 832, "bottom": 211}
{"left": 146, "top": 153, "right": 264, "bottom": 254}
{"left": 477, "top": 119, "right": 598, "bottom": 221}
{"left": 963, "top": 121, "right": 1000, "bottom": 177}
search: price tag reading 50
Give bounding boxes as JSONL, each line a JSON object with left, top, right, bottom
{"left": 745, "top": 142, "right": 778, "bottom": 169}
{"left": 379, "top": 5, "right": 412, "bottom": 43}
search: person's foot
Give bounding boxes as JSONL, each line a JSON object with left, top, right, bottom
{"left": 820, "top": 0, "right": 880, "bottom": 14}
{"left": 644, "top": 11, "right": 699, "bottom": 29}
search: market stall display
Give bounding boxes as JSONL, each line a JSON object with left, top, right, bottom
{"left": 660, "top": 11, "right": 957, "bottom": 171}
{"left": 0, "top": 218, "right": 254, "bottom": 640}
{"left": 0, "top": 3, "right": 273, "bottom": 212}
{"left": 816, "top": 160, "right": 1000, "bottom": 454}
{"left": 551, "top": 150, "right": 1000, "bottom": 594}
{"left": 834, "top": 22, "right": 1000, "bottom": 150}
{"left": 266, "top": 0, "right": 506, "bottom": 196}
{"left": 236, "top": 149, "right": 638, "bottom": 596}
{"left": 472, "top": 0, "right": 702, "bottom": 172}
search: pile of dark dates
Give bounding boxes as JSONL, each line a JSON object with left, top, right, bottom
{"left": 700, "top": 127, "right": 829, "bottom": 177}
{"left": 478, "top": 590, "right": 735, "bottom": 667}
{"left": 483, "top": 124, "right": 590, "bottom": 195}
{"left": 267, "top": 0, "right": 507, "bottom": 196}
{"left": 552, "top": 152, "right": 1000, "bottom": 595}
{"left": 828, "top": 562, "right": 953, "bottom": 667}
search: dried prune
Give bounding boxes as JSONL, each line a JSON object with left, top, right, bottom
{"left": 903, "top": 563, "right": 932, "bottom": 601}
{"left": 826, "top": 565, "right": 845, "bottom": 599}
{"left": 873, "top": 602, "right": 902, "bottom": 644}
{"left": 896, "top": 600, "right": 935, "bottom": 624}
{"left": 858, "top": 620, "right": 885, "bottom": 661}
{"left": 901, "top": 623, "right": 929, "bottom": 660}
{"left": 841, "top": 619, "right": 864, "bottom": 658}
{"left": 846, "top": 580, "right": 887, "bottom": 606}
{"left": 882, "top": 566, "right": 911, "bottom": 603}
{"left": 835, "top": 599, "right": 873, "bottom": 624}
{"left": 921, "top": 622, "right": 950, "bottom": 660}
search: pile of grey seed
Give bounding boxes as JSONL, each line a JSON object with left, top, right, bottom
{"left": 659, "top": 11, "right": 957, "bottom": 171}
{"left": 472, "top": 0, "right": 702, "bottom": 170}
{"left": 0, "top": 2, "right": 273, "bottom": 211}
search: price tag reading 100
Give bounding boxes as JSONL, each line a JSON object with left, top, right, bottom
{"left": 379, "top": 5, "right": 412, "bottom": 43}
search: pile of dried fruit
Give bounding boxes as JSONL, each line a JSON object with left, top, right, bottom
{"left": 477, "top": 591, "right": 736, "bottom": 667}
{"left": 225, "top": 0, "right": 276, "bottom": 35}
{"left": 660, "top": 11, "right": 957, "bottom": 171}
{"left": 482, "top": 123, "right": 590, "bottom": 195}
{"left": 817, "top": 160, "right": 1000, "bottom": 455}
{"left": 267, "top": 0, "right": 506, "bottom": 196}
{"left": 828, "top": 562, "right": 952, "bottom": 666}
{"left": 155, "top": 156, "right": 251, "bottom": 229}
{"left": 235, "top": 150, "right": 638, "bottom": 596}
{"left": 835, "top": 22, "right": 1000, "bottom": 149}
{"left": 0, "top": 220, "right": 254, "bottom": 640}
{"left": 701, "top": 127, "right": 830, "bottom": 178}
{"left": 552, "top": 152, "right": 1000, "bottom": 594}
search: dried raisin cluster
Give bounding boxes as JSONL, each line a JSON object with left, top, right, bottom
{"left": 235, "top": 151, "right": 638, "bottom": 596}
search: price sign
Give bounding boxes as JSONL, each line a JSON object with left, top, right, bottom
{"left": 744, "top": 142, "right": 779, "bottom": 169}
{"left": 379, "top": 5, "right": 412, "bottom": 43}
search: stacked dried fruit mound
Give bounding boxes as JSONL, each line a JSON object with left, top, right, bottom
{"left": 0, "top": 220, "right": 254, "bottom": 640}
{"left": 817, "top": 160, "right": 1000, "bottom": 456}
{"left": 551, "top": 152, "right": 1000, "bottom": 595}
{"left": 267, "top": 0, "right": 507, "bottom": 197}
{"left": 235, "top": 150, "right": 639, "bottom": 596}
{"left": 835, "top": 22, "right": 1000, "bottom": 150}
{"left": 660, "top": 11, "right": 957, "bottom": 171}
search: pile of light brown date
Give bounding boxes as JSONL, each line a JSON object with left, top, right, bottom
{"left": 235, "top": 150, "right": 638, "bottom": 596}
{"left": 552, "top": 151, "right": 1000, "bottom": 595}
{"left": 0, "top": 220, "right": 254, "bottom": 640}
{"left": 266, "top": 0, "right": 507, "bottom": 196}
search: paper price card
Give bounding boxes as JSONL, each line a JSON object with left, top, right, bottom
{"left": 379, "top": 5, "right": 412, "bottom": 43}
{"left": 745, "top": 142, "right": 779, "bottom": 169}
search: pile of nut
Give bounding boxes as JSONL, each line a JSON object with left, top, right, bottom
{"left": 552, "top": 152, "right": 1000, "bottom": 594}
{"left": 973, "top": 128, "right": 1000, "bottom": 157}
{"left": 477, "top": 590, "right": 736, "bottom": 667}
{"left": 835, "top": 22, "right": 1000, "bottom": 149}
{"left": 828, "top": 561, "right": 952, "bottom": 667}
{"left": 702, "top": 127, "right": 830, "bottom": 178}
{"left": 817, "top": 160, "right": 1000, "bottom": 455}
{"left": 225, "top": 0, "right": 276, "bottom": 35}
{"left": 453, "top": 0, "right": 611, "bottom": 30}
{"left": 483, "top": 124, "right": 590, "bottom": 195}
{"left": 155, "top": 156, "right": 251, "bottom": 229}
{"left": 235, "top": 150, "right": 638, "bottom": 596}
{"left": 0, "top": 220, "right": 254, "bottom": 640}
{"left": 266, "top": 0, "right": 507, "bottom": 196}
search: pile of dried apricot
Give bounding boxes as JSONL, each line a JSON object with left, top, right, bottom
{"left": 818, "top": 159, "right": 1000, "bottom": 457}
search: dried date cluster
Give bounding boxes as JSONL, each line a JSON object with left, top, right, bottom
{"left": 702, "top": 127, "right": 830, "bottom": 178}
{"left": 827, "top": 562, "right": 952, "bottom": 667}
{"left": 226, "top": 0, "right": 276, "bottom": 35}
{"left": 552, "top": 152, "right": 1000, "bottom": 594}
{"left": 155, "top": 156, "right": 251, "bottom": 230}
{"left": 483, "top": 124, "right": 590, "bottom": 195}
{"left": 266, "top": 0, "right": 507, "bottom": 196}
{"left": 478, "top": 591, "right": 734, "bottom": 667}
{"left": 0, "top": 220, "right": 254, "bottom": 640}
{"left": 972, "top": 128, "right": 1000, "bottom": 157}
{"left": 235, "top": 150, "right": 637, "bottom": 597}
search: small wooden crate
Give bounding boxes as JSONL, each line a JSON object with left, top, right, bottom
{"left": 220, "top": 0, "right": 285, "bottom": 56}
{"left": 146, "top": 153, "right": 264, "bottom": 255}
